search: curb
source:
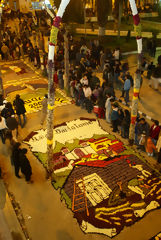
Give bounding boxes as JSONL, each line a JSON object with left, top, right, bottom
{"left": 122, "top": 47, "right": 161, "bottom": 56}
{"left": 117, "top": 99, "right": 161, "bottom": 125}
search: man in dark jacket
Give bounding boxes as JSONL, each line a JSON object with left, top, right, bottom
{"left": 13, "top": 95, "right": 26, "bottom": 128}
{"left": 111, "top": 103, "right": 119, "bottom": 132}
{"left": 19, "top": 148, "right": 32, "bottom": 183}
{"left": 137, "top": 118, "right": 150, "bottom": 137}
{"left": 11, "top": 142, "right": 21, "bottom": 178}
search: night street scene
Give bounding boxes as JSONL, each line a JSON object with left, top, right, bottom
{"left": 0, "top": 0, "right": 161, "bottom": 240}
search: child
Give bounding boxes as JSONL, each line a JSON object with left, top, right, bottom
{"left": 146, "top": 137, "right": 156, "bottom": 157}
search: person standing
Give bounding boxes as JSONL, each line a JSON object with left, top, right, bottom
{"left": 145, "top": 137, "right": 156, "bottom": 157}
{"left": 1, "top": 102, "right": 14, "bottom": 119}
{"left": 13, "top": 94, "right": 26, "bottom": 128}
{"left": 156, "top": 132, "right": 161, "bottom": 164}
{"left": 11, "top": 142, "right": 21, "bottom": 178}
{"left": 151, "top": 66, "right": 160, "bottom": 91}
{"left": 19, "top": 148, "right": 32, "bottom": 183}
{"left": 150, "top": 120, "right": 160, "bottom": 145}
{"left": 121, "top": 109, "right": 131, "bottom": 138}
{"left": 123, "top": 75, "right": 131, "bottom": 106}
{"left": 105, "top": 93, "right": 112, "bottom": 123}
{"left": 137, "top": 118, "right": 150, "bottom": 150}
{"left": 111, "top": 103, "right": 119, "bottom": 132}
{"left": 40, "top": 94, "right": 48, "bottom": 125}
{"left": 34, "top": 46, "right": 40, "bottom": 69}
{"left": 0, "top": 116, "right": 7, "bottom": 144}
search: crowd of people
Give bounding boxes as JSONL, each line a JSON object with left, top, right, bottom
{"left": 0, "top": 13, "right": 161, "bottom": 182}
{"left": 51, "top": 36, "right": 161, "bottom": 164}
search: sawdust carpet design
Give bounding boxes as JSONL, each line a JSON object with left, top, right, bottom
{"left": 24, "top": 118, "right": 161, "bottom": 238}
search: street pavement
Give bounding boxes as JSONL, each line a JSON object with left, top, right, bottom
{"left": 0, "top": 59, "right": 161, "bottom": 240}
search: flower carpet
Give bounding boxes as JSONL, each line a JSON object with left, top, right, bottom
{"left": 150, "top": 232, "right": 161, "bottom": 240}
{"left": 24, "top": 118, "right": 161, "bottom": 238}
{"left": 5, "top": 86, "right": 72, "bottom": 114}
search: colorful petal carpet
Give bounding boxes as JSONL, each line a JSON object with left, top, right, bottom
{"left": 24, "top": 118, "right": 161, "bottom": 238}
{"left": 5, "top": 86, "right": 72, "bottom": 114}
{"left": 150, "top": 232, "right": 161, "bottom": 240}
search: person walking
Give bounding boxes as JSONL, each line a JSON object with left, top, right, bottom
{"left": 13, "top": 94, "right": 26, "bottom": 128}
{"left": 41, "top": 94, "right": 48, "bottom": 125}
{"left": 19, "top": 148, "right": 32, "bottom": 183}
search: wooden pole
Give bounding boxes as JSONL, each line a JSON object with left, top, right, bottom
{"left": 128, "top": 0, "right": 142, "bottom": 145}
{"left": 64, "top": 29, "right": 70, "bottom": 92}
{"left": 47, "top": 0, "right": 71, "bottom": 173}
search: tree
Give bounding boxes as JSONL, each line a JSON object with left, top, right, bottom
{"left": 96, "top": 0, "right": 111, "bottom": 36}
{"left": 113, "top": 0, "right": 123, "bottom": 37}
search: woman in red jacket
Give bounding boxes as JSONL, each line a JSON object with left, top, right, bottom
{"left": 150, "top": 120, "right": 160, "bottom": 145}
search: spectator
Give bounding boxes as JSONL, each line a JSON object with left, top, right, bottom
{"left": 1, "top": 102, "right": 14, "bottom": 119}
{"left": 156, "top": 132, "right": 161, "bottom": 163}
{"left": 145, "top": 136, "right": 156, "bottom": 157}
{"left": 123, "top": 75, "right": 131, "bottom": 106}
{"left": 58, "top": 69, "right": 64, "bottom": 89}
{"left": 150, "top": 120, "right": 160, "bottom": 145}
{"left": 137, "top": 118, "right": 150, "bottom": 149}
{"left": 121, "top": 109, "right": 130, "bottom": 138}
{"left": 113, "top": 47, "right": 120, "bottom": 61}
{"left": 80, "top": 75, "right": 88, "bottom": 86}
{"left": 105, "top": 93, "right": 112, "bottom": 123}
{"left": 83, "top": 85, "right": 93, "bottom": 113}
{"left": 97, "top": 91, "right": 105, "bottom": 118}
{"left": 0, "top": 116, "right": 7, "bottom": 144}
{"left": 147, "top": 62, "right": 155, "bottom": 86}
{"left": 111, "top": 102, "right": 119, "bottom": 132}
{"left": 151, "top": 66, "right": 160, "bottom": 91}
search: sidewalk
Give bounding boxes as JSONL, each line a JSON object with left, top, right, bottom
{"left": 0, "top": 180, "right": 25, "bottom": 240}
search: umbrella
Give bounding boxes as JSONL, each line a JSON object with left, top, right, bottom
{"left": 6, "top": 117, "right": 18, "bottom": 130}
